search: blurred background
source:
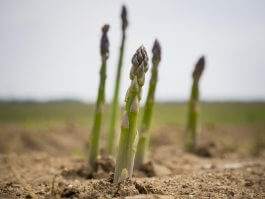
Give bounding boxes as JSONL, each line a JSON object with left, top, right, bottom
{"left": 1, "top": 0, "right": 265, "bottom": 102}
{"left": 0, "top": 0, "right": 265, "bottom": 157}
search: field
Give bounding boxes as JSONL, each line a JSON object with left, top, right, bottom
{"left": 0, "top": 101, "right": 265, "bottom": 198}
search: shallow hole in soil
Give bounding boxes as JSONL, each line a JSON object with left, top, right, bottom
{"left": 60, "top": 156, "right": 162, "bottom": 181}
{"left": 57, "top": 157, "right": 162, "bottom": 198}
{"left": 61, "top": 156, "right": 116, "bottom": 180}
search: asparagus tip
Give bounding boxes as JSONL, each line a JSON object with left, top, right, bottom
{"left": 102, "top": 24, "right": 109, "bottom": 33}
{"left": 121, "top": 5, "right": 128, "bottom": 31}
{"left": 193, "top": 56, "right": 205, "bottom": 81}
{"left": 152, "top": 39, "right": 161, "bottom": 64}
{"left": 131, "top": 45, "right": 148, "bottom": 69}
{"left": 100, "top": 24, "right": 110, "bottom": 57}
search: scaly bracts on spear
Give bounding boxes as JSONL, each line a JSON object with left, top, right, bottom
{"left": 114, "top": 46, "right": 149, "bottom": 183}
{"left": 106, "top": 5, "right": 128, "bottom": 155}
{"left": 135, "top": 40, "right": 161, "bottom": 168}
{"left": 89, "top": 24, "right": 110, "bottom": 170}
{"left": 186, "top": 56, "right": 205, "bottom": 151}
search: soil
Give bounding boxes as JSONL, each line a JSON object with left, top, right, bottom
{"left": 0, "top": 124, "right": 265, "bottom": 198}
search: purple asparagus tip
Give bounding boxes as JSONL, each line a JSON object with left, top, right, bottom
{"left": 193, "top": 56, "right": 205, "bottom": 81}
{"left": 152, "top": 39, "right": 161, "bottom": 64}
{"left": 121, "top": 5, "right": 128, "bottom": 31}
{"left": 100, "top": 24, "right": 110, "bottom": 57}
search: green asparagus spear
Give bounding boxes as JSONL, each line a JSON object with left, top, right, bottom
{"left": 186, "top": 56, "right": 205, "bottom": 151}
{"left": 89, "top": 24, "right": 110, "bottom": 170}
{"left": 135, "top": 40, "right": 161, "bottom": 168}
{"left": 114, "top": 46, "right": 149, "bottom": 183}
{"left": 106, "top": 5, "right": 128, "bottom": 155}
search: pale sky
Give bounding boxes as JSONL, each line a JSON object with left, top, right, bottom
{"left": 0, "top": 0, "right": 265, "bottom": 102}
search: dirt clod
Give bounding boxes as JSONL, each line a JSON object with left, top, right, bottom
{"left": 245, "top": 179, "right": 254, "bottom": 187}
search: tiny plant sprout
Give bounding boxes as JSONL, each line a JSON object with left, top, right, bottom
{"left": 135, "top": 39, "right": 162, "bottom": 168}
{"left": 89, "top": 24, "right": 110, "bottom": 170}
{"left": 106, "top": 5, "right": 128, "bottom": 156}
{"left": 114, "top": 46, "right": 149, "bottom": 183}
{"left": 186, "top": 56, "right": 205, "bottom": 151}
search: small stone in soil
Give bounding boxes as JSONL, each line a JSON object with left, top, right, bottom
{"left": 244, "top": 179, "right": 254, "bottom": 187}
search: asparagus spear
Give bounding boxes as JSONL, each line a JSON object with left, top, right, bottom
{"left": 186, "top": 56, "right": 205, "bottom": 151}
{"left": 135, "top": 40, "right": 161, "bottom": 168}
{"left": 114, "top": 46, "right": 149, "bottom": 183}
{"left": 89, "top": 24, "right": 110, "bottom": 170}
{"left": 106, "top": 5, "right": 128, "bottom": 155}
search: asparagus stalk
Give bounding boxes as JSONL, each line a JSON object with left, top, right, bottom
{"left": 89, "top": 24, "right": 110, "bottom": 170}
{"left": 135, "top": 40, "right": 161, "bottom": 168}
{"left": 114, "top": 46, "right": 149, "bottom": 183}
{"left": 186, "top": 56, "right": 205, "bottom": 151}
{"left": 106, "top": 5, "right": 128, "bottom": 155}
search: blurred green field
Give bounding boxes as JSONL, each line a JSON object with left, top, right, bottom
{"left": 0, "top": 101, "right": 265, "bottom": 129}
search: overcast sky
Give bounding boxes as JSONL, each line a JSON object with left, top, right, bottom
{"left": 0, "top": 0, "right": 265, "bottom": 102}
